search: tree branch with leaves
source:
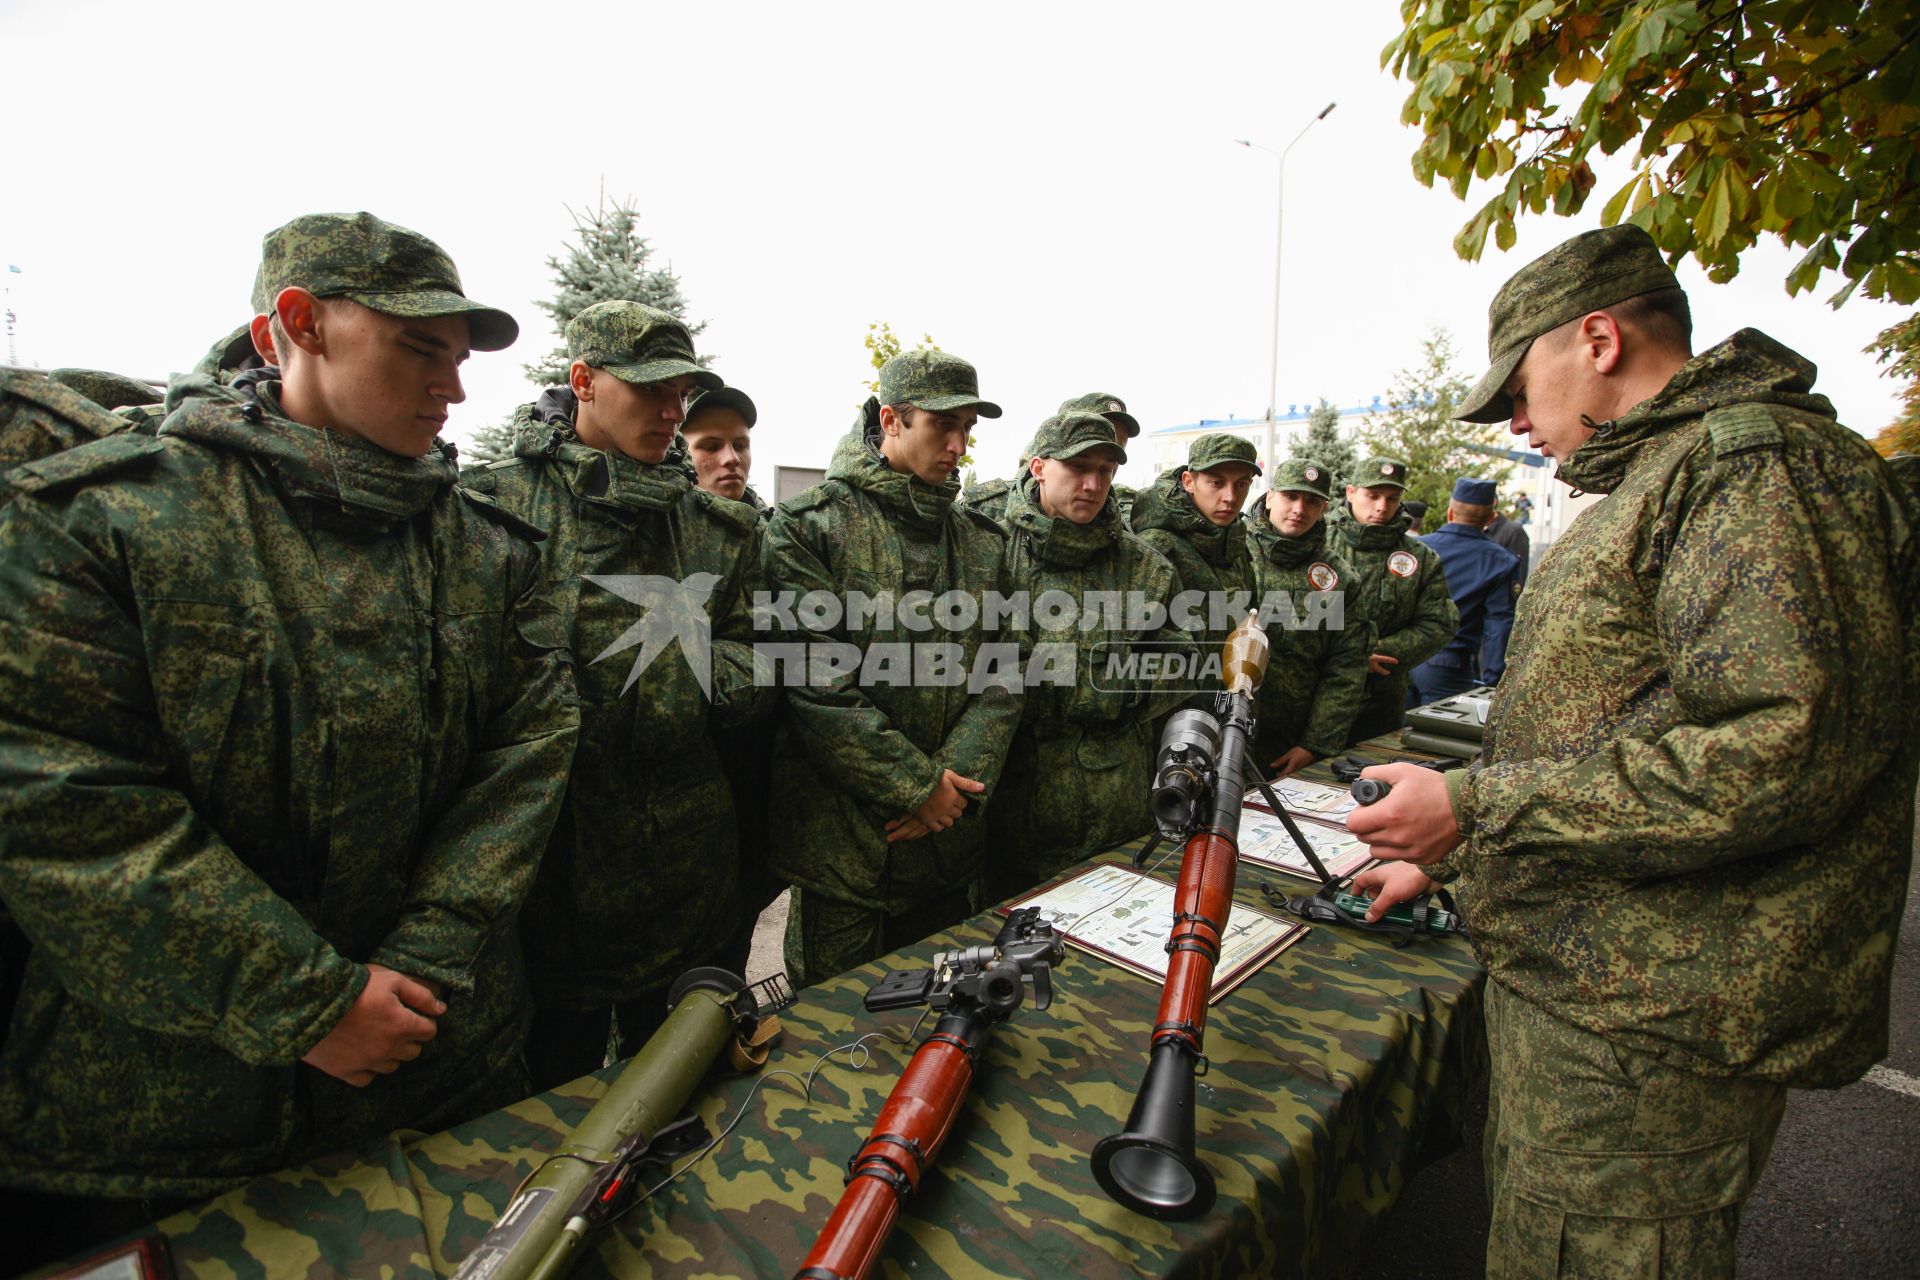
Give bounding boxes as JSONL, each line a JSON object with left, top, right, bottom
{"left": 1385, "top": 0, "right": 1920, "bottom": 430}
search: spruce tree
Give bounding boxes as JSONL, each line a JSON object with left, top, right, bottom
{"left": 1285, "top": 398, "right": 1358, "bottom": 489}
{"left": 1356, "top": 329, "right": 1512, "bottom": 518}
{"left": 466, "top": 196, "right": 711, "bottom": 464}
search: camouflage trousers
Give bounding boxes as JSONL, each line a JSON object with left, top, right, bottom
{"left": 782, "top": 883, "right": 979, "bottom": 989}
{"left": 1483, "top": 980, "right": 1786, "bottom": 1279}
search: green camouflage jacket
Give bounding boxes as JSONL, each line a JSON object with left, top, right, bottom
{"left": 1449, "top": 329, "right": 1920, "bottom": 1087}
{"left": 1247, "top": 518, "right": 1372, "bottom": 761}
{"left": 0, "top": 369, "right": 136, "bottom": 499}
{"left": 0, "top": 373, "right": 578, "bottom": 1198}
{"left": 988, "top": 475, "right": 1187, "bottom": 890}
{"left": 1130, "top": 467, "right": 1257, "bottom": 652}
{"left": 461, "top": 406, "right": 766, "bottom": 1009}
{"left": 961, "top": 472, "right": 1015, "bottom": 529}
{"left": 765, "top": 427, "right": 1021, "bottom": 912}
{"left": 1326, "top": 503, "right": 1457, "bottom": 713}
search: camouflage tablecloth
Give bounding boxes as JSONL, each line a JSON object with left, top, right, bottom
{"left": 156, "top": 744, "right": 1486, "bottom": 1279}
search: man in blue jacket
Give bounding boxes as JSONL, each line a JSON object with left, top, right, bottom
{"left": 1408, "top": 477, "right": 1520, "bottom": 704}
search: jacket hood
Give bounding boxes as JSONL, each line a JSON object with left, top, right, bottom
{"left": 1328, "top": 498, "right": 1413, "bottom": 551}
{"left": 1256, "top": 511, "right": 1333, "bottom": 568}
{"left": 826, "top": 422, "right": 959, "bottom": 533}
{"left": 159, "top": 370, "right": 457, "bottom": 521}
{"left": 1559, "top": 328, "right": 1837, "bottom": 495}
{"left": 1005, "top": 472, "right": 1123, "bottom": 568}
{"left": 510, "top": 400, "right": 689, "bottom": 513}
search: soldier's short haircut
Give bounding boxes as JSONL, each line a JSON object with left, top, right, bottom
{"left": 887, "top": 402, "right": 916, "bottom": 427}
{"left": 1607, "top": 286, "right": 1693, "bottom": 356}
{"left": 1546, "top": 286, "right": 1692, "bottom": 358}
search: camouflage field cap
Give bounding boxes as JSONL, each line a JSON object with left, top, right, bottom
{"left": 1027, "top": 411, "right": 1127, "bottom": 464}
{"left": 685, "top": 384, "right": 757, "bottom": 428}
{"left": 1188, "top": 433, "right": 1262, "bottom": 475}
{"left": 1058, "top": 391, "right": 1141, "bottom": 440}
{"left": 877, "top": 350, "right": 1002, "bottom": 418}
{"left": 1457, "top": 223, "right": 1682, "bottom": 423}
{"left": 49, "top": 368, "right": 162, "bottom": 411}
{"left": 256, "top": 212, "right": 519, "bottom": 351}
{"left": 1272, "top": 458, "right": 1333, "bottom": 500}
{"left": 1355, "top": 455, "right": 1410, "bottom": 490}
{"left": 248, "top": 261, "right": 270, "bottom": 316}
{"left": 566, "top": 301, "right": 723, "bottom": 390}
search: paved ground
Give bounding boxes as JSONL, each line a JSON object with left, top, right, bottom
{"left": 745, "top": 841, "right": 1920, "bottom": 1278}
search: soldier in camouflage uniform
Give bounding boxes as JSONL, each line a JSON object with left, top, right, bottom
{"left": 985, "top": 412, "right": 1186, "bottom": 900}
{"left": 460, "top": 301, "right": 767, "bottom": 1091}
{"left": 1351, "top": 225, "right": 1920, "bottom": 1279}
{"left": 1245, "top": 458, "right": 1371, "bottom": 776}
{"left": 1326, "top": 455, "right": 1456, "bottom": 740}
{"left": 766, "top": 351, "right": 1021, "bottom": 986}
{"left": 964, "top": 391, "right": 1141, "bottom": 528}
{"left": 0, "top": 213, "right": 577, "bottom": 1256}
{"left": 675, "top": 383, "right": 780, "bottom": 975}
{"left": 1130, "top": 432, "right": 1261, "bottom": 651}
{"left": 681, "top": 384, "right": 771, "bottom": 516}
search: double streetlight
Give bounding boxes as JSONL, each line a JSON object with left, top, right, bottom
{"left": 1237, "top": 101, "right": 1336, "bottom": 476}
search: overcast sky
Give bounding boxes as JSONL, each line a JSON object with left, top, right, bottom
{"left": 1, "top": 0, "right": 1907, "bottom": 489}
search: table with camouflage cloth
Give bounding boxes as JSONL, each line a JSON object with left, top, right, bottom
{"left": 154, "top": 746, "right": 1486, "bottom": 1279}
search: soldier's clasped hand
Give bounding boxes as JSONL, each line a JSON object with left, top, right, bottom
{"left": 300, "top": 963, "right": 445, "bottom": 1087}
{"left": 886, "top": 769, "right": 986, "bottom": 843}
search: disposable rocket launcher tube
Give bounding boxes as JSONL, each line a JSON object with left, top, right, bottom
{"left": 1090, "top": 615, "right": 1269, "bottom": 1222}
{"left": 452, "top": 968, "right": 778, "bottom": 1280}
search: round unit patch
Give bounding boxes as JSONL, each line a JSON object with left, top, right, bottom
{"left": 1380, "top": 462, "right": 1395, "bottom": 477}
{"left": 1308, "top": 562, "right": 1339, "bottom": 591}
{"left": 1106, "top": 400, "right": 1124, "bottom": 413}
{"left": 1388, "top": 550, "right": 1418, "bottom": 578}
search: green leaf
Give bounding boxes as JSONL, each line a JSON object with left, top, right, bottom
{"left": 1601, "top": 172, "right": 1640, "bottom": 226}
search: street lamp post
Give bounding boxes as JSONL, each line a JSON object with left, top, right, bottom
{"left": 1238, "top": 101, "right": 1335, "bottom": 476}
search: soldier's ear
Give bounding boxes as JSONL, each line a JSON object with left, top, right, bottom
{"left": 274, "top": 288, "right": 325, "bottom": 358}
{"left": 1579, "top": 311, "right": 1625, "bottom": 375}
{"left": 1179, "top": 469, "right": 1197, "bottom": 495}
{"left": 1029, "top": 456, "right": 1047, "bottom": 480}
{"left": 248, "top": 313, "right": 277, "bottom": 364}
{"left": 569, "top": 360, "right": 595, "bottom": 402}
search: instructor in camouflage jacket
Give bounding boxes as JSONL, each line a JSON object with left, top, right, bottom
{"left": 1351, "top": 225, "right": 1920, "bottom": 1279}
{"left": 1326, "top": 457, "right": 1456, "bottom": 740}
{"left": 986, "top": 412, "right": 1186, "bottom": 900}
{"left": 766, "top": 352, "right": 1020, "bottom": 986}
{"left": 462, "top": 301, "right": 766, "bottom": 1091}
{"left": 0, "top": 215, "right": 577, "bottom": 1236}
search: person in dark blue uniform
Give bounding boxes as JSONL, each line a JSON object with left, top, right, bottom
{"left": 1408, "top": 477, "right": 1520, "bottom": 705}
